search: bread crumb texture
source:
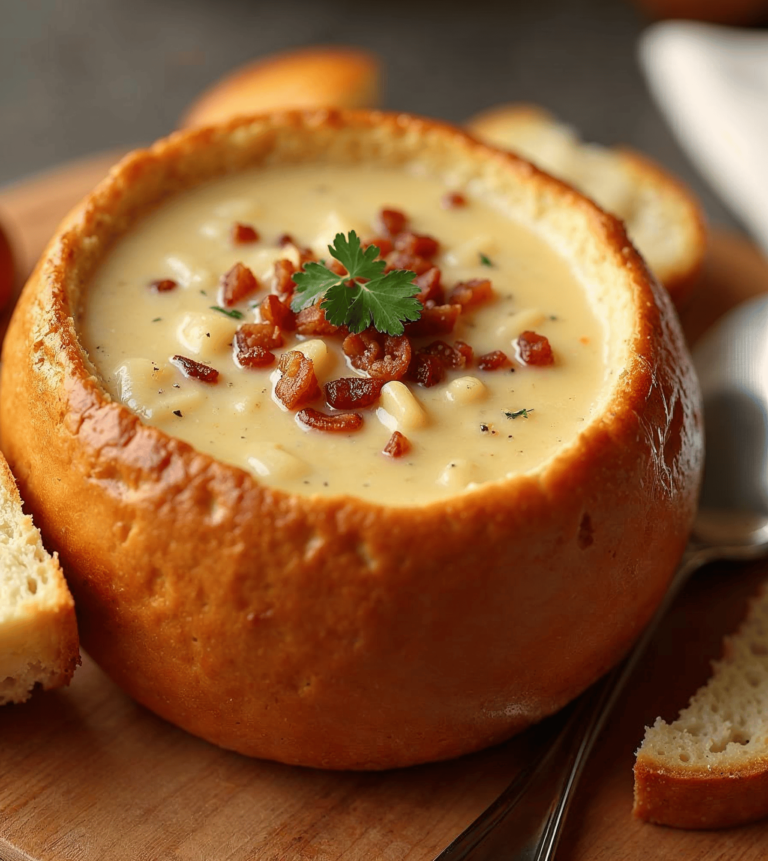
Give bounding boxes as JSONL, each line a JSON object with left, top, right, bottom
{"left": 0, "top": 457, "right": 79, "bottom": 705}
{"left": 634, "top": 581, "right": 768, "bottom": 828}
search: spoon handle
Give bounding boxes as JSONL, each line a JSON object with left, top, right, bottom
{"left": 433, "top": 545, "right": 709, "bottom": 861}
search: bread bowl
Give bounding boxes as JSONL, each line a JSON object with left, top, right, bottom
{"left": 0, "top": 110, "right": 702, "bottom": 769}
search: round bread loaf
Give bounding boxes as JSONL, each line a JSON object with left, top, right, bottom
{"left": 0, "top": 110, "right": 703, "bottom": 769}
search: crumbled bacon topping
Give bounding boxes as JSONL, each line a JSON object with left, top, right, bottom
{"left": 232, "top": 223, "right": 259, "bottom": 244}
{"left": 477, "top": 350, "right": 510, "bottom": 371}
{"left": 383, "top": 430, "right": 410, "bottom": 458}
{"left": 233, "top": 323, "right": 282, "bottom": 368}
{"left": 377, "top": 208, "right": 407, "bottom": 237}
{"left": 414, "top": 267, "right": 445, "bottom": 305}
{"left": 150, "top": 278, "right": 177, "bottom": 293}
{"left": 517, "top": 330, "right": 555, "bottom": 366}
{"left": 171, "top": 354, "right": 220, "bottom": 383}
{"left": 325, "top": 377, "right": 385, "bottom": 410}
{"left": 384, "top": 250, "right": 432, "bottom": 276}
{"left": 328, "top": 258, "right": 347, "bottom": 277}
{"left": 365, "top": 237, "right": 394, "bottom": 257}
{"left": 273, "top": 259, "right": 297, "bottom": 296}
{"left": 296, "top": 304, "right": 345, "bottom": 337}
{"left": 275, "top": 351, "right": 320, "bottom": 409}
{"left": 454, "top": 340, "right": 474, "bottom": 366}
{"left": 277, "top": 233, "right": 314, "bottom": 263}
{"left": 408, "top": 353, "right": 445, "bottom": 388}
{"left": 449, "top": 278, "right": 494, "bottom": 309}
{"left": 261, "top": 294, "right": 296, "bottom": 331}
{"left": 442, "top": 192, "right": 467, "bottom": 210}
{"left": 297, "top": 407, "right": 363, "bottom": 433}
{"left": 405, "top": 304, "right": 461, "bottom": 337}
{"left": 394, "top": 231, "right": 439, "bottom": 259}
{"left": 220, "top": 262, "right": 259, "bottom": 308}
{"left": 421, "top": 340, "right": 470, "bottom": 369}
{"left": 343, "top": 330, "right": 412, "bottom": 380}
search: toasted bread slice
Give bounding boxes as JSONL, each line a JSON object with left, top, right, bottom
{"left": 466, "top": 104, "right": 706, "bottom": 309}
{"left": 0, "top": 453, "right": 79, "bottom": 705}
{"left": 181, "top": 46, "right": 381, "bottom": 128}
{"left": 634, "top": 581, "right": 768, "bottom": 829}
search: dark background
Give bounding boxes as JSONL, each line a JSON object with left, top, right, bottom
{"left": 0, "top": 0, "right": 754, "bottom": 230}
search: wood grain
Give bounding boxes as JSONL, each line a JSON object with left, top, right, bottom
{"left": 1, "top": 152, "right": 768, "bottom": 861}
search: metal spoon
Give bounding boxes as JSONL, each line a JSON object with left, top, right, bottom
{"left": 434, "top": 293, "right": 768, "bottom": 861}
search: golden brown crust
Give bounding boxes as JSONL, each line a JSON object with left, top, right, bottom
{"left": 0, "top": 110, "right": 702, "bottom": 768}
{"left": 633, "top": 758, "right": 768, "bottom": 829}
{"left": 465, "top": 102, "right": 707, "bottom": 310}
{"left": 181, "top": 47, "right": 381, "bottom": 129}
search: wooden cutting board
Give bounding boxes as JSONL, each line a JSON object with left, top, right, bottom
{"left": 1, "top": 153, "right": 768, "bottom": 861}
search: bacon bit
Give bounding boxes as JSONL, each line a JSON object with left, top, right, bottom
{"left": 233, "top": 323, "right": 282, "bottom": 368}
{"left": 422, "top": 340, "right": 468, "bottom": 369}
{"left": 296, "top": 304, "right": 345, "bottom": 337}
{"left": 150, "top": 278, "right": 178, "bottom": 293}
{"left": 297, "top": 407, "right": 364, "bottom": 433}
{"left": 454, "top": 340, "right": 474, "bottom": 366}
{"left": 261, "top": 294, "right": 296, "bottom": 331}
{"left": 517, "top": 330, "right": 555, "bottom": 367}
{"left": 277, "top": 233, "right": 295, "bottom": 247}
{"left": 414, "top": 267, "right": 445, "bottom": 305}
{"left": 384, "top": 250, "right": 433, "bottom": 276}
{"left": 232, "top": 223, "right": 259, "bottom": 244}
{"left": 220, "top": 262, "right": 259, "bottom": 308}
{"left": 442, "top": 192, "right": 467, "bottom": 210}
{"left": 477, "top": 350, "right": 510, "bottom": 371}
{"left": 394, "top": 231, "right": 439, "bottom": 259}
{"left": 408, "top": 353, "right": 446, "bottom": 388}
{"left": 365, "top": 237, "right": 394, "bottom": 257}
{"left": 405, "top": 304, "right": 461, "bottom": 337}
{"left": 273, "top": 258, "right": 297, "bottom": 296}
{"left": 328, "top": 259, "right": 347, "bottom": 277}
{"left": 171, "top": 354, "right": 220, "bottom": 383}
{"left": 343, "top": 330, "right": 412, "bottom": 380}
{"left": 275, "top": 351, "right": 320, "bottom": 410}
{"left": 449, "top": 278, "right": 495, "bottom": 309}
{"left": 377, "top": 208, "right": 407, "bottom": 237}
{"left": 325, "top": 377, "right": 385, "bottom": 410}
{"left": 276, "top": 233, "right": 314, "bottom": 264}
{"left": 383, "top": 431, "right": 410, "bottom": 458}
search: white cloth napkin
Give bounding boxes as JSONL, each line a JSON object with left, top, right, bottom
{"left": 639, "top": 21, "right": 768, "bottom": 255}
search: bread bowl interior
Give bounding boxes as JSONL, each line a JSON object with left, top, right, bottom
{"left": 0, "top": 110, "right": 702, "bottom": 769}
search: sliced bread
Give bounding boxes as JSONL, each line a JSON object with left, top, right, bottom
{"left": 0, "top": 452, "right": 79, "bottom": 705}
{"left": 466, "top": 104, "right": 706, "bottom": 309}
{"left": 634, "top": 581, "right": 768, "bottom": 829}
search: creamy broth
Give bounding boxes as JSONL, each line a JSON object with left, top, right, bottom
{"left": 80, "top": 165, "right": 607, "bottom": 505}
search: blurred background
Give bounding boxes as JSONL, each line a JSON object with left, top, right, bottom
{"left": 1, "top": 0, "right": 767, "bottom": 231}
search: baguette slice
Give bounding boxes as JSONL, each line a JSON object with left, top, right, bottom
{"left": 181, "top": 46, "right": 380, "bottom": 129}
{"left": 634, "top": 581, "right": 768, "bottom": 829}
{"left": 0, "top": 453, "right": 79, "bottom": 705}
{"left": 466, "top": 104, "right": 706, "bottom": 309}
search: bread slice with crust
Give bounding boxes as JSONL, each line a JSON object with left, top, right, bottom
{"left": 181, "top": 46, "right": 381, "bottom": 129}
{"left": 634, "top": 581, "right": 768, "bottom": 829}
{"left": 466, "top": 104, "right": 706, "bottom": 309}
{"left": 0, "top": 453, "right": 79, "bottom": 705}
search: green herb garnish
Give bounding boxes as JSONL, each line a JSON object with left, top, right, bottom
{"left": 504, "top": 408, "right": 534, "bottom": 420}
{"left": 479, "top": 253, "right": 494, "bottom": 267}
{"left": 291, "top": 231, "right": 422, "bottom": 336}
{"left": 210, "top": 306, "right": 244, "bottom": 320}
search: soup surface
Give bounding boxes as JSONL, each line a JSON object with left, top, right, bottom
{"left": 80, "top": 164, "right": 608, "bottom": 505}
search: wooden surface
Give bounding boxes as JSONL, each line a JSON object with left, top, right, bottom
{"left": 2, "top": 153, "right": 768, "bottom": 861}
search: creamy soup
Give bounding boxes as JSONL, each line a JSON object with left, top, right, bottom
{"left": 80, "top": 164, "right": 608, "bottom": 505}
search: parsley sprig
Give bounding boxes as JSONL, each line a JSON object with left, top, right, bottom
{"left": 290, "top": 231, "right": 422, "bottom": 336}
